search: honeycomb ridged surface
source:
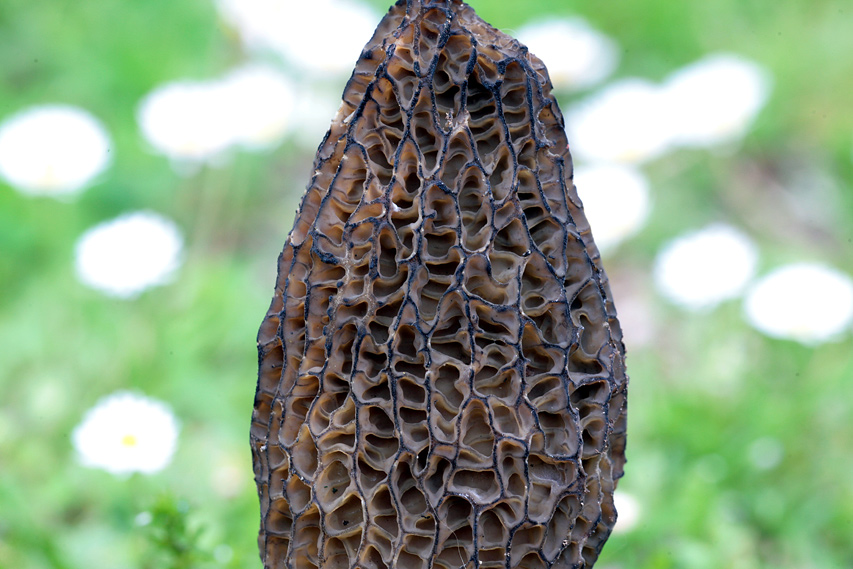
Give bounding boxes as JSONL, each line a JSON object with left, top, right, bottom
{"left": 253, "top": 1, "right": 628, "bottom": 567}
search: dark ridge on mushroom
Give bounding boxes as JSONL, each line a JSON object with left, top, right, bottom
{"left": 252, "top": 1, "right": 628, "bottom": 568}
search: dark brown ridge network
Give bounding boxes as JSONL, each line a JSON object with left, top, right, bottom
{"left": 252, "top": 1, "right": 628, "bottom": 567}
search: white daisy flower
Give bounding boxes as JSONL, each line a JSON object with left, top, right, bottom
{"left": 75, "top": 211, "right": 184, "bottom": 298}
{"left": 747, "top": 437, "right": 784, "bottom": 471}
{"left": 744, "top": 263, "right": 853, "bottom": 344}
{"left": 607, "top": 273, "right": 658, "bottom": 349}
{"left": 210, "top": 453, "right": 250, "bottom": 498}
{"left": 291, "top": 84, "right": 345, "bottom": 148}
{"left": 613, "top": 490, "right": 640, "bottom": 533}
{"left": 662, "top": 53, "right": 772, "bottom": 148}
{"left": 654, "top": 224, "right": 758, "bottom": 311}
{"left": 0, "top": 105, "right": 111, "bottom": 197}
{"left": 517, "top": 18, "right": 619, "bottom": 92}
{"left": 215, "top": 0, "right": 378, "bottom": 76}
{"left": 135, "top": 511, "right": 154, "bottom": 526}
{"left": 139, "top": 65, "right": 297, "bottom": 165}
{"left": 566, "top": 79, "right": 673, "bottom": 164}
{"left": 219, "top": 64, "right": 297, "bottom": 150}
{"left": 213, "top": 545, "right": 234, "bottom": 564}
{"left": 72, "top": 391, "right": 179, "bottom": 476}
{"left": 574, "top": 163, "right": 651, "bottom": 253}
{"left": 138, "top": 80, "right": 236, "bottom": 165}
{"left": 223, "top": 64, "right": 296, "bottom": 149}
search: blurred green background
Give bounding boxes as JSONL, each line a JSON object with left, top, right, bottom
{"left": 2, "top": 0, "right": 853, "bottom": 568}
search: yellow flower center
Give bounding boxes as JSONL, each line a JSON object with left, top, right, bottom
{"left": 121, "top": 434, "right": 138, "bottom": 447}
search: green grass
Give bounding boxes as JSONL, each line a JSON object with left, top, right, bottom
{"left": 2, "top": 0, "right": 853, "bottom": 568}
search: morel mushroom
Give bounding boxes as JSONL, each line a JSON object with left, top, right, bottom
{"left": 253, "top": 1, "right": 628, "bottom": 568}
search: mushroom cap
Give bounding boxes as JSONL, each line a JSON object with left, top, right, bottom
{"left": 253, "top": 2, "right": 628, "bottom": 568}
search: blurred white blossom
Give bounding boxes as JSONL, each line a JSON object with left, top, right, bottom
{"left": 613, "top": 490, "right": 640, "bottom": 533}
{"left": 73, "top": 391, "right": 179, "bottom": 476}
{"left": 748, "top": 437, "right": 784, "bottom": 471}
{"left": 291, "top": 84, "right": 344, "bottom": 148}
{"left": 662, "top": 54, "right": 772, "bottom": 148}
{"left": 220, "top": 64, "right": 297, "bottom": 149}
{"left": 744, "top": 263, "right": 853, "bottom": 344}
{"left": 134, "top": 511, "right": 154, "bottom": 526}
{"left": 211, "top": 453, "right": 250, "bottom": 498}
{"left": 607, "top": 272, "right": 658, "bottom": 349}
{"left": 574, "top": 164, "right": 651, "bottom": 252}
{"left": 75, "top": 211, "right": 184, "bottom": 298}
{"left": 215, "top": 0, "right": 377, "bottom": 76}
{"left": 138, "top": 80, "right": 235, "bottom": 165}
{"left": 213, "top": 545, "right": 234, "bottom": 564}
{"left": 138, "top": 64, "right": 296, "bottom": 165}
{"left": 517, "top": 18, "right": 619, "bottom": 92}
{"left": 0, "top": 105, "right": 111, "bottom": 197}
{"left": 566, "top": 79, "right": 672, "bottom": 164}
{"left": 654, "top": 224, "right": 758, "bottom": 311}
